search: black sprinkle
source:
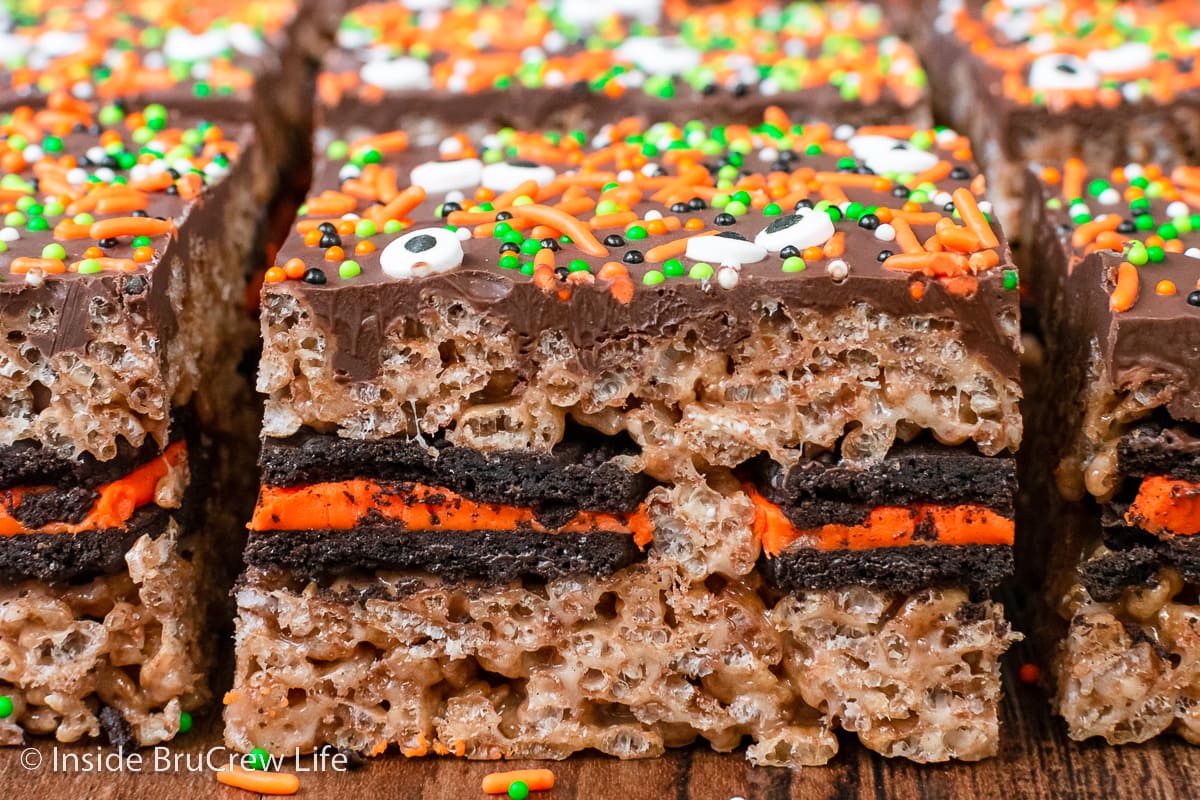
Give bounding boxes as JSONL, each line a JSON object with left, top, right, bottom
{"left": 670, "top": 202, "right": 690, "bottom": 213}
{"left": 688, "top": 197, "right": 707, "bottom": 211}
{"left": 439, "top": 201, "right": 462, "bottom": 217}
{"left": 892, "top": 185, "right": 911, "bottom": 199}
{"left": 877, "top": 250, "right": 894, "bottom": 261}
{"left": 623, "top": 250, "right": 644, "bottom": 264}
{"left": 858, "top": 214, "right": 881, "bottom": 230}
{"left": 131, "top": 209, "right": 148, "bottom": 218}
{"left": 794, "top": 199, "right": 815, "bottom": 210}
{"left": 1117, "top": 219, "right": 1137, "bottom": 234}
{"left": 494, "top": 210, "right": 514, "bottom": 221}
{"left": 318, "top": 232, "right": 342, "bottom": 249}
{"left": 604, "top": 234, "right": 626, "bottom": 247}
{"left": 165, "top": 185, "right": 178, "bottom": 195}
{"left": 701, "top": 83, "right": 718, "bottom": 96}
{"left": 98, "top": 237, "right": 118, "bottom": 249}
{"left": 317, "top": 222, "right": 338, "bottom": 235}
{"left": 950, "top": 166, "right": 971, "bottom": 180}
{"left": 732, "top": 82, "right": 748, "bottom": 97}
{"left": 540, "top": 237, "right": 560, "bottom": 251}
{"left": 303, "top": 268, "right": 327, "bottom": 285}
{"left": 780, "top": 245, "right": 801, "bottom": 259}
{"left": 714, "top": 213, "right": 737, "bottom": 226}
{"left": 944, "top": 202, "right": 956, "bottom": 213}
{"left": 554, "top": 266, "right": 570, "bottom": 280}
{"left": 499, "top": 242, "right": 520, "bottom": 253}
{"left": 1188, "top": 290, "right": 1200, "bottom": 307}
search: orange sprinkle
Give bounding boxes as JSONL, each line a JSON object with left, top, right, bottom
{"left": 264, "top": 266, "right": 286, "bottom": 283}
{"left": 324, "top": 246, "right": 345, "bottom": 261}
{"left": 89, "top": 216, "right": 175, "bottom": 240}
{"left": 1156, "top": 280, "right": 1177, "bottom": 296}
{"left": 1019, "top": 664, "right": 1040, "bottom": 684}
{"left": 215, "top": 766, "right": 299, "bottom": 796}
{"left": 283, "top": 258, "right": 307, "bottom": 280}
{"left": 132, "top": 246, "right": 154, "bottom": 263}
{"left": 355, "top": 240, "right": 376, "bottom": 255}
{"left": 1110, "top": 261, "right": 1139, "bottom": 312}
{"left": 482, "top": 770, "right": 555, "bottom": 795}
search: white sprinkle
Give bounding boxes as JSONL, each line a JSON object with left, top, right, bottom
{"left": 24, "top": 267, "right": 44, "bottom": 287}
{"left": 438, "top": 137, "right": 463, "bottom": 156}
{"left": 1124, "top": 163, "right": 1144, "bottom": 180}
{"left": 640, "top": 163, "right": 659, "bottom": 177}
{"left": 1097, "top": 188, "right": 1121, "bottom": 206}
{"left": 1166, "top": 201, "right": 1189, "bottom": 219}
{"left": 979, "top": 200, "right": 994, "bottom": 215}
{"left": 936, "top": 128, "right": 959, "bottom": 144}
{"left": 827, "top": 259, "right": 849, "bottom": 281}
{"left": 86, "top": 146, "right": 105, "bottom": 164}
{"left": 933, "top": 191, "right": 953, "bottom": 207}
{"left": 617, "top": 169, "right": 635, "bottom": 182}
{"left": 66, "top": 168, "right": 88, "bottom": 185}
{"left": 716, "top": 265, "right": 740, "bottom": 289}
{"left": 644, "top": 209, "right": 663, "bottom": 220}
{"left": 0, "top": 227, "right": 20, "bottom": 241}
{"left": 543, "top": 31, "right": 566, "bottom": 53}
{"left": 1185, "top": 247, "right": 1200, "bottom": 259}
{"left": 71, "top": 81, "right": 94, "bottom": 100}
{"left": 338, "top": 164, "right": 362, "bottom": 181}
{"left": 340, "top": 213, "right": 360, "bottom": 220}
{"left": 759, "top": 147, "right": 779, "bottom": 163}
{"left": 455, "top": 226, "right": 471, "bottom": 241}
{"left": 93, "top": 167, "right": 116, "bottom": 183}
{"left": 445, "top": 190, "right": 465, "bottom": 203}
{"left": 874, "top": 223, "right": 896, "bottom": 242}
{"left": 834, "top": 124, "right": 856, "bottom": 141}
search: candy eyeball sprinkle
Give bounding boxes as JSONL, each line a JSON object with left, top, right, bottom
{"left": 754, "top": 210, "right": 835, "bottom": 252}
{"left": 848, "top": 134, "right": 939, "bottom": 175}
{"left": 1028, "top": 53, "right": 1099, "bottom": 91}
{"left": 380, "top": 227, "right": 464, "bottom": 280}
{"left": 409, "top": 158, "right": 483, "bottom": 193}
{"left": 480, "top": 160, "right": 557, "bottom": 192}
{"left": 685, "top": 231, "right": 767, "bottom": 267}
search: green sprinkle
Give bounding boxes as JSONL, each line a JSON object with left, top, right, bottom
{"left": 731, "top": 190, "right": 751, "bottom": 204}
{"left": 595, "top": 199, "right": 620, "bottom": 215}
{"left": 355, "top": 220, "right": 377, "bottom": 238}
{"left": 689, "top": 262, "right": 714, "bottom": 280}
{"left": 762, "top": 203, "right": 782, "bottom": 216}
{"left": 42, "top": 135, "right": 63, "bottom": 153}
{"left": 339, "top": 260, "right": 362, "bottom": 278}
{"left": 836, "top": 157, "right": 857, "bottom": 171}
{"left": 98, "top": 105, "right": 124, "bottom": 127}
{"left": 782, "top": 256, "right": 806, "bottom": 272}
{"left": 41, "top": 243, "right": 65, "bottom": 260}
{"left": 1147, "top": 245, "right": 1165, "bottom": 263}
{"left": 1087, "top": 179, "right": 1109, "bottom": 197}
{"left": 384, "top": 220, "right": 405, "bottom": 234}
{"left": 178, "top": 711, "right": 193, "bottom": 734}
{"left": 0, "top": 696, "right": 11, "bottom": 718}
{"left": 43, "top": 200, "right": 64, "bottom": 217}
{"left": 626, "top": 225, "right": 648, "bottom": 240}
{"left": 327, "top": 140, "right": 349, "bottom": 160}
{"left": 144, "top": 103, "right": 168, "bottom": 130}
{"left": 1135, "top": 214, "right": 1155, "bottom": 231}
{"left": 508, "top": 781, "right": 530, "bottom": 800}
{"left": 1127, "top": 241, "right": 1149, "bottom": 266}
{"left": 662, "top": 258, "right": 685, "bottom": 277}
{"left": 520, "top": 238, "right": 541, "bottom": 255}
{"left": 909, "top": 130, "right": 933, "bottom": 150}
{"left": 642, "top": 270, "right": 666, "bottom": 285}
{"left": 724, "top": 200, "right": 748, "bottom": 216}
{"left": 711, "top": 193, "right": 729, "bottom": 208}
{"left": 492, "top": 221, "right": 513, "bottom": 237}
{"left": 568, "top": 259, "right": 589, "bottom": 272}
{"left": 499, "top": 254, "right": 520, "bottom": 269}
{"left": 26, "top": 217, "right": 48, "bottom": 231}
{"left": 4, "top": 212, "right": 25, "bottom": 227}
{"left": 1002, "top": 270, "right": 1019, "bottom": 291}
{"left": 247, "top": 748, "right": 270, "bottom": 771}
{"left": 132, "top": 235, "right": 152, "bottom": 248}
{"left": 520, "top": 261, "right": 535, "bottom": 275}
{"left": 845, "top": 202, "right": 865, "bottom": 220}
{"left": 1158, "top": 223, "right": 1179, "bottom": 241}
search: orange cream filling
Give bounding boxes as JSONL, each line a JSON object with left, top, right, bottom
{"left": 249, "top": 480, "right": 655, "bottom": 548}
{"left": 1125, "top": 476, "right": 1200, "bottom": 536}
{"left": 746, "top": 487, "right": 1014, "bottom": 558}
{"left": 0, "top": 441, "right": 187, "bottom": 536}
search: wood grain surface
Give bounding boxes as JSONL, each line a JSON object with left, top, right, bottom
{"left": 3, "top": 621, "right": 1197, "bottom": 800}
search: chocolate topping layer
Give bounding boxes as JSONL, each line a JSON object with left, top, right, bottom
{"left": 260, "top": 426, "right": 653, "bottom": 522}
{"left": 273, "top": 133, "right": 1019, "bottom": 384}
{"left": 245, "top": 526, "right": 645, "bottom": 583}
{"left": 760, "top": 543, "right": 1012, "bottom": 594}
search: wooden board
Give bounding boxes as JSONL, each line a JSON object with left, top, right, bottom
{"left": 4, "top": 632, "right": 1198, "bottom": 800}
